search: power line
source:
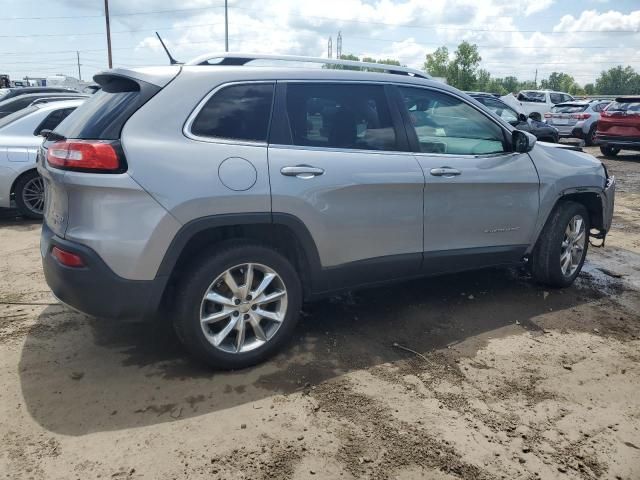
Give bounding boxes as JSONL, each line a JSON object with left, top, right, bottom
{"left": 0, "top": 4, "right": 226, "bottom": 21}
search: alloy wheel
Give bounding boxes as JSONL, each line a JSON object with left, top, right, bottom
{"left": 560, "top": 214, "right": 586, "bottom": 277}
{"left": 199, "top": 263, "right": 288, "bottom": 354}
{"left": 21, "top": 176, "right": 45, "bottom": 215}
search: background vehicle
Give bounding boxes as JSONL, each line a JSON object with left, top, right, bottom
{"left": 503, "top": 90, "right": 574, "bottom": 122}
{"left": 0, "top": 86, "right": 78, "bottom": 102}
{"left": 544, "top": 100, "right": 610, "bottom": 146}
{"left": 38, "top": 54, "right": 614, "bottom": 369}
{"left": 0, "top": 99, "right": 82, "bottom": 218}
{"left": 596, "top": 97, "right": 640, "bottom": 157}
{"left": 0, "top": 92, "right": 88, "bottom": 118}
{"left": 469, "top": 92, "right": 559, "bottom": 142}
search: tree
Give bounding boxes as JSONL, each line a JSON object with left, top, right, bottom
{"left": 595, "top": 66, "right": 640, "bottom": 95}
{"left": 424, "top": 46, "right": 449, "bottom": 78}
{"left": 447, "top": 41, "right": 481, "bottom": 90}
{"left": 583, "top": 83, "right": 595, "bottom": 95}
{"left": 475, "top": 69, "right": 491, "bottom": 92}
{"left": 502, "top": 76, "right": 519, "bottom": 93}
{"left": 540, "top": 72, "right": 576, "bottom": 92}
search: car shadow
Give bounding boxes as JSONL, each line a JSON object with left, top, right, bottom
{"left": 19, "top": 266, "right": 600, "bottom": 436}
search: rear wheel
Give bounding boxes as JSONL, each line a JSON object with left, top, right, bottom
{"left": 173, "top": 243, "right": 302, "bottom": 369}
{"left": 14, "top": 170, "right": 44, "bottom": 219}
{"left": 584, "top": 124, "right": 597, "bottom": 146}
{"left": 599, "top": 145, "right": 620, "bottom": 157}
{"left": 531, "top": 201, "right": 590, "bottom": 288}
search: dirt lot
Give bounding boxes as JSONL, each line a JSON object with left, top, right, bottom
{"left": 1, "top": 146, "right": 639, "bottom": 480}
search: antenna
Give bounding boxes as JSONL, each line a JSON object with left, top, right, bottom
{"left": 155, "top": 32, "right": 182, "bottom": 65}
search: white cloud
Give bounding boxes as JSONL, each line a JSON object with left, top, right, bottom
{"left": 554, "top": 9, "right": 640, "bottom": 32}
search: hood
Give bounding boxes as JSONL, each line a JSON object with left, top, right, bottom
{"left": 536, "top": 141, "right": 583, "bottom": 152}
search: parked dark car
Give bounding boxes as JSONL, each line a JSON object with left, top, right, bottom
{"left": 0, "top": 92, "right": 88, "bottom": 118}
{"left": 596, "top": 97, "right": 640, "bottom": 157}
{"left": 469, "top": 92, "right": 559, "bottom": 142}
{"left": 0, "top": 86, "right": 78, "bottom": 102}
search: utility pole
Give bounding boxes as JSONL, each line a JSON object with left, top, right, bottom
{"left": 534, "top": 68, "right": 538, "bottom": 88}
{"left": 76, "top": 51, "right": 82, "bottom": 81}
{"left": 336, "top": 31, "right": 342, "bottom": 59}
{"left": 224, "top": 0, "right": 229, "bottom": 52}
{"left": 104, "top": 0, "right": 113, "bottom": 68}
{"left": 328, "top": 36, "right": 332, "bottom": 58}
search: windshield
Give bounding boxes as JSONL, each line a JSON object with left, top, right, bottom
{"left": 551, "top": 104, "right": 588, "bottom": 114}
{"left": 606, "top": 101, "right": 640, "bottom": 114}
{"left": 0, "top": 105, "right": 38, "bottom": 130}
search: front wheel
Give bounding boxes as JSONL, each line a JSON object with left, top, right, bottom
{"left": 584, "top": 125, "right": 597, "bottom": 147}
{"left": 173, "top": 243, "right": 302, "bottom": 369}
{"left": 600, "top": 145, "right": 620, "bottom": 157}
{"left": 531, "top": 201, "right": 590, "bottom": 288}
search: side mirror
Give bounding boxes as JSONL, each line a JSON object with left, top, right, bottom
{"left": 518, "top": 113, "right": 528, "bottom": 122}
{"left": 512, "top": 130, "right": 536, "bottom": 153}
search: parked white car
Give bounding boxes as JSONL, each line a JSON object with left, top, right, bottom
{"left": 501, "top": 90, "right": 574, "bottom": 122}
{"left": 0, "top": 100, "right": 83, "bottom": 218}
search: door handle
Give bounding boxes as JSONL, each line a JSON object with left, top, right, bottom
{"left": 281, "top": 165, "right": 325, "bottom": 179}
{"left": 430, "top": 167, "right": 461, "bottom": 177}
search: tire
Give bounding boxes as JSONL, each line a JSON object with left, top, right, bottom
{"left": 529, "top": 112, "right": 542, "bottom": 122}
{"left": 584, "top": 124, "right": 597, "bottom": 147}
{"left": 14, "top": 170, "right": 44, "bottom": 219}
{"left": 173, "top": 242, "right": 302, "bottom": 369}
{"left": 599, "top": 145, "right": 620, "bottom": 157}
{"left": 531, "top": 201, "right": 590, "bottom": 288}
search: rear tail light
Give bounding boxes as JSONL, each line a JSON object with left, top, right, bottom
{"left": 544, "top": 113, "right": 552, "bottom": 119}
{"left": 51, "top": 246, "right": 85, "bottom": 268}
{"left": 47, "top": 140, "right": 125, "bottom": 173}
{"left": 570, "top": 113, "right": 591, "bottom": 120}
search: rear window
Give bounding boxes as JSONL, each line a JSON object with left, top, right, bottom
{"left": 53, "top": 76, "right": 159, "bottom": 139}
{"left": 551, "top": 104, "right": 588, "bottom": 114}
{"left": 606, "top": 101, "right": 640, "bottom": 114}
{"left": 189, "top": 83, "right": 275, "bottom": 142}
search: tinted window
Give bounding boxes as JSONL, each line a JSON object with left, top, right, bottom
{"left": 549, "top": 93, "right": 564, "bottom": 104}
{"left": 551, "top": 104, "right": 588, "bottom": 114}
{"left": 519, "top": 91, "right": 545, "bottom": 102}
{"left": 34, "top": 107, "right": 76, "bottom": 135}
{"left": 1, "top": 96, "right": 34, "bottom": 113}
{"left": 53, "top": 76, "right": 158, "bottom": 140}
{"left": 606, "top": 101, "right": 640, "bottom": 113}
{"left": 477, "top": 97, "right": 519, "bottom": 124}
{"left": 285, "top": 83, "right": 397, "bottom": 151}
{"left": 400, "top": 87, "right": 505, "bottom": 155}
{"left": 191, "top": 83, "right": 274, "bottom": 142}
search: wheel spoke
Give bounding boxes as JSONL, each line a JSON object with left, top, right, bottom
{"left": 573, "top": 230, "right": 585, "bottom": 245}
{"left": 249, "top": 315, "right": 268, "bottom": 341}
{"left": 212, "top": 317, "right": 239, "bottom": 346}
{"left": 206, "top": 292, "right": 235, "bottom": 306}
{"left": 255, "top": 308, "right": 283, "bottom": 323}
{"left": 235, "top": 319, "right": 246, "bottom": 352}
{"left": 257, "top": 290, "right": 286, "bottom": 305}
{"left": 252, "top": 273, "right": 276, "bottom": 298}
{"left": 242, "top": 264, "right": 254, "bottom": 299}
{"left": 224, "top": 271, "right": 241, "bottom": 297}
{"left": 201, "top": 309, "right": 233, "bottom": 324}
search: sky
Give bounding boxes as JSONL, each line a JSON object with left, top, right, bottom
{"left": 1, "top": 0, "right": 639, "bottom": 86}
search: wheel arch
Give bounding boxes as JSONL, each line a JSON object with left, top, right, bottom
{"left": 10, "top": 167, "right": 38, "bottom": 197}
{"left": 153, "top": 213, "right": 323, "bottom": 310}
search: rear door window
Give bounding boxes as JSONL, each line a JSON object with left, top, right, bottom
{"left": 284, "top": 83, "right": 398, "bottom": 151}
{"left": 190, "top": 83, "right": 274, "bottom": 142}
{"left": 549, "top": 93, "right": 564, "bottom": 104}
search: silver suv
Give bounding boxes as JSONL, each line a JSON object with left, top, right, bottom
{"left": 38, "top": 54, "right": 616, "bottom": 369}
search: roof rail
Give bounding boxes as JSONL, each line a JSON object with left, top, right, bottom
{"left": 185, "top": 52, "right": 431, "bottom": 79}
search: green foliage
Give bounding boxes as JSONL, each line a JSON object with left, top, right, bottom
{"left": 447, "top": 41, "right": 482, "bottom": 90}
{"left": 583, "top": 83, "right": 595, "bottom": 95}
{"left": 424, "top": 46, "right": 449, "bottom": 78}
{"left": 595, "top": 66, "right": 640, "bottom": 95}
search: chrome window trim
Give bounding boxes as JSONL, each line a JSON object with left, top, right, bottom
{"left": 183, "top": 80, "right": 276, "bottom": 146}
{"left": 268, "top": 143, "right": 416, "bottom": 157}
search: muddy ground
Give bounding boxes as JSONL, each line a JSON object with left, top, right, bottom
{"left": 0, "top": 146, "right": 639, "bottom": 480}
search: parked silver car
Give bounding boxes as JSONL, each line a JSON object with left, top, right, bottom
{"left": 545, "top": 100, "right": 611, "bottom": 146}
{"left": 38, "top": 54, "right": 615, "bottom": 369}
{"left": 0, "top": 100, "right": 83, "bottom": 218}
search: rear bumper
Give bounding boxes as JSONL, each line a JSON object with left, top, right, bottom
{"left": 41, "top": 223, "right": 164, "bottom": 319}
{"left": 595, "top": 135, "right": 640, "bottom": 149}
